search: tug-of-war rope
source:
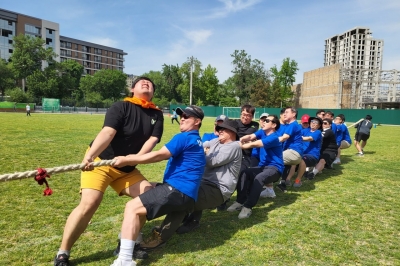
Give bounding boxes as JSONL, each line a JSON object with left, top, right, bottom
{"left": 0, "top": 160, "right": 116, "bottom": 196}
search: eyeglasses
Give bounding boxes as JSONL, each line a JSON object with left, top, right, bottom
{"left": 181, "top": 113, "right": 193, "bottom": 119}
{"left": 241, "top": 113, "right": 253, "bottom": 118}
{"left": 310, "top": 120, "right": 319, "bottom": 124}
{"left": 323, "top": 122, "right": 329, "bottom": 125}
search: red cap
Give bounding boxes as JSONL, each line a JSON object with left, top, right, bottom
{"left": 301, "top": 114, "right": 310, "bottom": 123}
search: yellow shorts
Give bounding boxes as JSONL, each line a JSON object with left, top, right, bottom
{"left": 81, "top": 149, "right": 146, "bottom": 195}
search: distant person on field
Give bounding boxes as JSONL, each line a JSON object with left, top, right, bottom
{"left": 26, "top": 104, "right": 31, "bottom": 116}
{"left": 333, "top": 114, "right": 352, "bottom": 164}
{"left": 354, "top": 115, "right": 373, "bottom": 156}
{"left": 53, "top": 77, "right": 164, "bottom": 266}
{"left": 171, "top": 108, "right": 179, "bottom": 124}
{"left": 201, "top": 114, "right": 229, "bottom": 142}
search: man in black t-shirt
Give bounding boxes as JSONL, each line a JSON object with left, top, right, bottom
{"left": 54, "top": 77, "right": 164, "bottom": 266}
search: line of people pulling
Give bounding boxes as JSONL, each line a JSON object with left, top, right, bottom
{"left": 52, "top": 76, "right": 373, "bottom": 266}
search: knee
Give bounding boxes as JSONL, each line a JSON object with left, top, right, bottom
{"left": 78, "top": 197, "right": 102, "bottom": 215}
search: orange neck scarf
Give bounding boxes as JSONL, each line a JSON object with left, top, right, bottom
{"left": 123, "top": 96, "right": 160, "bottom": 110}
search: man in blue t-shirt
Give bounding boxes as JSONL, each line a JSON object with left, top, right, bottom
{"left": 111, "top": 105, "right": 206, "bottom": 266}
{"left": 277, "top": 107, "right": 304, "bottom": 192}
{"left": 292, "top": 116, "right": 322, "bottom": 187}
{"left": 333, "top": 114, "right": 352, "bottom": 164}
{"left": 227, "top": 114, "right": 283, "bottom": 219}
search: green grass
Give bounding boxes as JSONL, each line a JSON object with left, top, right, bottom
{"left": 0, "top": 112, "right": 399, "bottom": 265}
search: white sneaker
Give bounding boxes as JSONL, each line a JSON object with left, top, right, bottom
{"left": 238, "top": 207, "right": 252, "bottom": 219}
{"left": 110, "top": 258, "right": 137, "bottom": 266}
{"left": 260, "top": 187, "right": 276, "bottom": 198}
{"left": 333, "top": 158, "right": 341, "bottom": 164}
{"left": 227, "top": 201, "right": 243, "bottom": 212}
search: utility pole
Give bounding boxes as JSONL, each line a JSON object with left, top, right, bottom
{"left": 187, "top": 56, "right": 196, "bottom": 105}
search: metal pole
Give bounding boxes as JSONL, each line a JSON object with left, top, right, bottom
{"left": 189, "top": 56, "right": 193, "bottom": 105}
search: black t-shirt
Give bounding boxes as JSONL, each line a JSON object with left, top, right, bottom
{"left": 90, "top": 101, "right": 164, "bottom": 172}
{"left": 235, "top": 119, "right": 259, "bottom": 157}
{"left": 321, "top": 128, "right": 338, "bottom": 153}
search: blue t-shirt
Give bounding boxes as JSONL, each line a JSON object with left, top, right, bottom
{"left": 172, "top": 111, "right": 177, "bottom": 118}
{"left": 255, "top": 130, "right": 284, "bottom": 174}
{"left": 164, "top": 130, "right": 206, "bottom": 201}
{"left": 251, "top": 129, "right": 266, "bottom": 159}
{"left": 202, "top": 132, "right": 218, "bottom": 142}
{"left": 334, "top": 123, "right": 343, "bottom": 145}
{"left": 276, "top": 123, "right": 286, "bottom": 137}
{"left": 302, "top": 128, "right": 322, "bottom": 160}
{"left": 282, "top": 121, "right": 303, "bottom": 156}
{"left": 341, "top": 125, "right": 352, "bottom": 144}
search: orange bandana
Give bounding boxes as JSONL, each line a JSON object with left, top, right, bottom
{"left": 123, "top": 97, "right": 160, "bottom": 110}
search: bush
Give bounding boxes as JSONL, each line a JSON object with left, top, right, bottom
{"left": 5, "top": 87, "right": 30, "bottom": 103}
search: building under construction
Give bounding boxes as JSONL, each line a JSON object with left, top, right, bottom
{"left": 294, "top": 27, "right": 400, "bottom": 109}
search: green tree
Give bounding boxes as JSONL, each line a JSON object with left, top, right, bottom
{"left": 0, "top": 59, "right": 15, "bottom": 97}
{"left": 270, "top": 57, "right": 299, "bottom": 107}
{"left": 5, "top": 87, "right": 30, "bottom": 103}
{"left": 162, "top": 64, "right": 183, "bottom": 102}
{"left": 9, "top": 35, "right": 57, "bottom": 92}
{"left": 219, "top": 77, "right": 239, "bottom": 107}
{"left": 249, "top": 79, "right": 270, "bottom": 107}
{"left": 200, "top": 64, "right": 219, "bottom": 105}
{"left": 177, "top": 59, "right": 203, "bottom": 105}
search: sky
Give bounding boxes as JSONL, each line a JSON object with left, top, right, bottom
{"left": 2, "top": 0, "right": 399, "bottom": 84}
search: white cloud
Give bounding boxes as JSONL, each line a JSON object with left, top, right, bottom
{"left": 209, "top": 0, "right": 262, "bottom": 18}
{"left": 184, "top": 29, "right": 213, "bottom": 46}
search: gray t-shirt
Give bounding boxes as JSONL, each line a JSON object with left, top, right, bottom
{"left": 356, "top": 119, "right": 373, "bottom": 135}
{"left": 202, "top": 138, "right": 242, "bottom": 200}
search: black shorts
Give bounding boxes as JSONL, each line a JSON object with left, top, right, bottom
{"left": 302, "top": 154, "right": 318, "bottom": 167}
{"left": 320, "top": 150, "right": 337, "bottom": 166}
{"left": 139, "top": 183, "right": 194, "bottom": 221}
{"left": 355, "top": 132, "right": 370, "bottom": 142}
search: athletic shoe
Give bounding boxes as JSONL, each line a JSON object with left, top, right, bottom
{"left": 276, "top": 183, "right": 287, "bottom": 193}
{"left": 216, "top": 201, "right": 227, "bottom": 211}
{"left": 113, "top": 241, "right": 148, "bottom": 259}
{"left": 110, "top": 258, "right": 137, "bottom": 266}
{"left": 356, "top": 153, "right": 364, "bottom": 157}
{"left": 176, "top": 220, "right": 200, "bottom": 234}
{"left": 333, "top": 158, "right": 341, "bottom": 164}
{"left": 285, "top": 179, "right": 291, "bottom": 186}
{"left": 140, "top": 238, "right": 165, "bottom": 251}
{"left": 260, "top": 187, "right": 276, "bottom": 198}
{"left": 54, "top": 254, "right": 69, "bottom": 266}
{"left": 293, "top": 180, "right": 302, "bottom": 188}
{"left": 227, "top": 201, "right": 243, "bottom": 212}
{"left": 306, "top": 172, "right": 315, "bottom": 180}
{"left": 238, "top": 207, "right": 252, "bottom": 219}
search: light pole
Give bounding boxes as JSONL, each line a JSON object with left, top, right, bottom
{"left": 187, "top": 56, "right": 196, "bottom": 105}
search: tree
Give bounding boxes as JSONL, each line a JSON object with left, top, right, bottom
{"left": 219, "top": 77, "right": 239, "bottom": 107}
{"left": 177, "top": 59, "right": 203, "bottom": 105}
{"left": 270, "top": 57, "right": 299, "bottom": 107}
{"left": 0, "top": 59, "right": 15, "bottom": 97}
{"left": 249, "top": 79, "right": 270, "bottom": 107}
{"left": 200, "top": 64, "right": 219, "bottom": 105}
{"left": 9, "top": 35, "right": 57, "bottom": 92}
{"left": 5, "top": 87, "right": 30, "bottom": 103}
{"left": 162, "top": 64, "right": 183, "bottom": 102}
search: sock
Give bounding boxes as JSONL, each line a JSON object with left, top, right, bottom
{"left": 118, "top": 239, "right": 135, "bottom": 262}
{"left": 57, "top": 250, "right": 70, "bottom": 257}
{"left": 312, "top": 168, "right": 319, "bottom": 175}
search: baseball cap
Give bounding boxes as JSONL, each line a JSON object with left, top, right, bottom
{"left": 215, "top": 119, "right": 239, "bottom": 140}
{"left": 215, "top": 114, "right": 229, "bottom": 122}
{"left": 308, "top": 116, "right": 322, "bottom": 129}
{"left": 260, "top": 113, "right": 269, "bottom": 119}
{"left": 301, "top": 114, "right": 310, "bottom": 123}
{"left": 176, "top": 105, "right": 204, "bottom": 120}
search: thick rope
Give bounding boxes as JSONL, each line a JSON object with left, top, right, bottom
{"left": 0, "top": 160, "right": 116, "bottom": 182}
{"left": 347, "top": 118, "right": 364, "bottom": 129}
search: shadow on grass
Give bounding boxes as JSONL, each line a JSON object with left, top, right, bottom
{"left": 135, "top": 193, "right": 299, "bottom": 265}
{"left": 68, "top": 249, "right": 115, "bottom": 265}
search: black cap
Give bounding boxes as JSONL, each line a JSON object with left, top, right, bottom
{"left": 176, "top": 105, "right": 204, "bottom": 120}
{"left": 132, "top": 76, "right": 156, "bottom": 92}
{"left": 308, "top": 116, "right": 323, "bottom": 130}
{"left": 215, "top": 119, "right": 239, "bottom": 140}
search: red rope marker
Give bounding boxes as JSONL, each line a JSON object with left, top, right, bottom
{"left": 35, "top": 168, "right": 53, "bottom": 196}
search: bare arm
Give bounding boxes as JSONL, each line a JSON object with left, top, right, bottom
{"left": 279, "top": 133, "right": 290, "bottom": 143}
{"left": 240, "top": 133, "right": 257, "bottom": 143}
{"left": 136, "top": 136, "right": 160, "bottom": 155}
{"left": 240, "top": 139, "right": 263, "bottom": 149}
{"left": 302, "top": 136, "right": 314, "bottom": 142}
{"left": 113, "top": 146, "right": 172, "bottom": 167}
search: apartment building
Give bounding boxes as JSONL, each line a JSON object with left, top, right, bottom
{"left": 324, "top": 27, "right": 383, "bottom": 71}
{"left": 0, "top": 8, "right": 126, "bottom": 75}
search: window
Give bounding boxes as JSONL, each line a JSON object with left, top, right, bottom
{"left": 8, "top": 40, "right": 12, "bottom": 44}
{"left": 9, "top": 49, "right": 13, "bottom": 53}
{"left": 8, "top": 20, "right": 12, "bottom": 26}
{"left": 105, "top": 50, "right": 108, "bottom": 56}
{"left": 74, "top": 44, "right": 78, "bottom": 49}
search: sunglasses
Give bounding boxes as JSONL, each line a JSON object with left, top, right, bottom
{"left": 263, "top": 118, "right": 273, "bottom": 123}
{"left": 323, "top": 122, "right": 329, "bottom": 125}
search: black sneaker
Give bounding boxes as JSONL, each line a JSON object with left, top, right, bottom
{"left": 113, "top": 240, "right": 148, "bottom": 259}
{"left": 306, "top": 172, "right": 315, "bottom": 180}
{"left": 176, "top": 220, "right": 200, "bottom": 234}
{"left": 276, "top": 183, "right": 287, "bottom": 193}
{"left": 54, "top": 254, "right": 69, "bottom": 266}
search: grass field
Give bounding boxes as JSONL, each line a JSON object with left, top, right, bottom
{"left": 0, "top": 112, "right": 399, "bottom": 266}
